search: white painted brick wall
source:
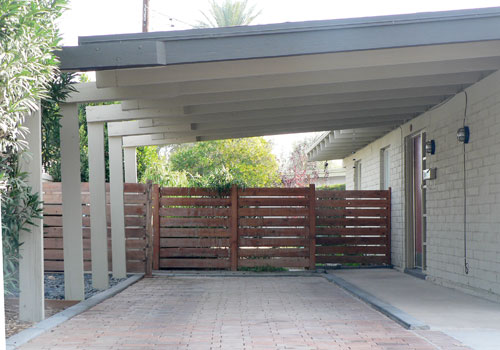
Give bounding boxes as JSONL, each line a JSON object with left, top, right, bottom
{"left": 343, "top": 69, "right": 500, "bottom": 302}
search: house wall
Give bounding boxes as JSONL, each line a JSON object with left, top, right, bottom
{"left": 343, "top": 69, "right": 500, "bottom": 302}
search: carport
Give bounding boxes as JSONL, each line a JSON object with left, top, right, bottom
{"left": 17, "top": 6, "right": 500, "bottom": 323}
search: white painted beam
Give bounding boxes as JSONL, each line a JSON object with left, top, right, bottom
{"left": 19, "top": 107, "right": 44, "bottom": 322}
{"left": 122, "top": 135, "right": 197, "bottom": 147}
{"left": 95, "top": 41, "right": 500, "bottom": 88}
{"left": 87, "top": 122, "right": 109, "bottom": 290}
{"left": 109, "top": 57, "right": 500, "bottom": 101}
{"left": 108, "top": 136, "right": 127, "bottom": 278}
{"left": 121, "top": 112, "right": 409, "bottom": 146}
{"left": 114, "top": 97, "right": 434, "bottom": 127}
{"left": 60, "top": 103, "right": 85, "bottom": 301}
{"left": 69, "top": 58, "right": 495, "bottom": 105}
{"left": 182, "top": 85, "right": 457, "bottom": 115}
{"left": 86, "top": 104, "right": 184, "bottom": 123}
{"left": 108, "top": 120, "right": 192, "bottom": 137}
{"left": 123, "top": 147, "right": 137, "bottom": 183}
{"left": 140, "top": 120, "right": 401, "bottom": 147}
{"left": 120, "top": 71, "right": 483, "bottom": 109}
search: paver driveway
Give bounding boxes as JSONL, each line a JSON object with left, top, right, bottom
{"left": 20, "top": 276, "right": 470, "bottom": 350}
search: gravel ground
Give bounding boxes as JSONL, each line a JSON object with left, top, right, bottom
{"left": 5, "top": 273, "right": 130, "bottom": 338}
{"left": 44, "top": 273, "right": 128, "bottom": 300}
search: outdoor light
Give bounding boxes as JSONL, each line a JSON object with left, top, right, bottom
{"left": 425, "top": 140, "right": 435, "bottom": 155}
{"left": 457, "top": 126, "right": 470, "bottom": 143}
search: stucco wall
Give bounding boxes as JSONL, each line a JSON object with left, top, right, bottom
{"left": 343, "top": 69, "right": 500, "bottom": 302}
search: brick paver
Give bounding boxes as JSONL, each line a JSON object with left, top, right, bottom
{"left": 19, "top": 276, "right": 470, "bottom": 350}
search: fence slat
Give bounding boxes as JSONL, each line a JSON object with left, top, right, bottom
{"left": 153, "top": 184, "right": 160, "bottom": 270}
{"left": 230, "top": 185, "right": 238, "bottom": 271}
{"left": 160, "top": 228, "right": 230, "bottom": 238}
{"left": 309, "top": 184, "right": 316, "bottom": 270}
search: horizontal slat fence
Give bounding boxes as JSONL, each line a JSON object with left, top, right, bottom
{"left": 238, "top": 187, "right": 313, "bottom": 269}
{"left": 43, "top": 183, "right": 391, "bottom": 273}
{"left": 158, "top": 187, "right": 232, "bottom": 269}
{"left": 153, "top": 186, "right": 390, "bottom": 270}
{"left": 315, "top": 190, "right": 391, "bottom": 266}
{"left": 43, "top": 182, "right": 148, "bottom": 273}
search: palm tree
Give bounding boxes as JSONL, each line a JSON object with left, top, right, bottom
{"left": 195, "top": 0, "right": 262, "bottom": 28}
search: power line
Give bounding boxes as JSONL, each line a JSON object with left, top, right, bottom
{"left": 146, "top": 4, "right": 196, "bottom": 28}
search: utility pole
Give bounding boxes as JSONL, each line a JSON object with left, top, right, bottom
{"left": 142, "top": 0, "right": 149, "bottom": 32}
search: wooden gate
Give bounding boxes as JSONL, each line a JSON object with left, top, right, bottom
{"left": 315, "top": 190, "right": 391, "bottom": 266}
{"left": 153, "top": 186, "right": 391, "bottom": 270}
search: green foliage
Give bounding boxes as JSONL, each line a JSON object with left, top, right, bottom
{"left": 238, "top": 266, "right": 288, "bottom": 272}
{"left": 318, "top": 184, "right": 346, "bottom": 191}
{"left": 136, "top": 146, "right": 160, "bottom": 182}
{"left": 139, "top": 160, "right": 191, "bottom": 188}
{"left": 41, "top": 73, "right": 77, "bottom": 181}
{"left": 169, "top": 138, "right": 281, "bottom": 188}
{"left": 0, "top": 0, "right": 67, "bottom": 154}
{"left": 196, "top": 0, "right": 261, "bottom": 28}
{"left": 0, "top": 153, "right": 43, "bottom": 295}
{"left": 0, "top": 0, "right": 67, "bottom": 295}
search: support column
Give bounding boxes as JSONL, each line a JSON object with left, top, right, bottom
{"left": 0, "top": 200, "right": 7, "bottom": 345}
{"left": 60, "top": 103, "right": 85, "bottom": 300}
{"left": 124, "top": 147, "right": 137, "bottom": 183}
{"left": 87, "top": 121, "right": 109, "bottom": 289}
{"left": 19, "top": 107, "right": 44, "bottom": 322}
{"left": 109, "top": 136, "right": 127, "bottom": 278}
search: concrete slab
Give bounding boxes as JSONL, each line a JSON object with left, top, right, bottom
{"left": 329, "top": 269, "right": 500, "bottom": 350}
{"left": 16, "top": 276, "right": 469, "bottom": 350}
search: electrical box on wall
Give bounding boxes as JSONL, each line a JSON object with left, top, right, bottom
{"left": 423, "top": 168, "right": 437, "bottom": 180}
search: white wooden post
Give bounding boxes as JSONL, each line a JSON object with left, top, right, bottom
{"left": 60, "top": 103, "right": 85, "bottom": 300}
{"left": 0, "top": 197, "right": 7, "bottom": 346}
{"left": 124, "top": 147, "right": 137, "bottom": 183}
{"left": 87, "top": 121, "right": 109, "bottom": 290}
{"left": 19, "top": 107, "right": 44, "bottom": 322}
{"left": 109, "top": 136, "right": 127, "bottom": 278}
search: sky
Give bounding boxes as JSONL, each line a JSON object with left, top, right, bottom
{"left": 58, "top": 0, "right": 500, "bottom": 159}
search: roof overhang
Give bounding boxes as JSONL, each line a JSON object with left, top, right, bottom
{"left": 59, "top": 7, "right": 500, "bottom": 149}
{"left": 306, "top": 128, "right": 395, "bottom": 161}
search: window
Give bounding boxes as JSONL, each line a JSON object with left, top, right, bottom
{"left": 354, "top": 160, "right": 362, "bottom": 190}
{"left": 381, "top": 147, "right": 390, "bottom": 190}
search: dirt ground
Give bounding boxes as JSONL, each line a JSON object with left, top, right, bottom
{"left": 4, "top": 299, "right": 79, "bottom": 338}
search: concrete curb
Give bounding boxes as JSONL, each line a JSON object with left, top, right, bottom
{"left": 321, "top": 273, "right": 429, "bottom": 330}
{"left": 6, "top": 273, "right": 144, "bottom": 350}
{"left": 153, "top": 271, "right": 319, "bottom": 278}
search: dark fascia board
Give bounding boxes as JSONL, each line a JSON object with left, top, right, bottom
{"left": 59, "top": 6, "right": 500, "bottom": 71}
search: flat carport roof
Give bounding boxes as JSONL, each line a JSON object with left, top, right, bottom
{"left": 58, "top": 6, "right": 500, "bottom": 149}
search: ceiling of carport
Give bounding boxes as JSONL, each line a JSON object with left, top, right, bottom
{"left": 60, "top": 7, "right": 500, "bottom": 150}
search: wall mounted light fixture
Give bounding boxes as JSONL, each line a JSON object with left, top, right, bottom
{"left": 425, "top": 140, "right": 435, "bottom": 155}
{"left": 457, "top": 126, "right": 470, "bottom": 143}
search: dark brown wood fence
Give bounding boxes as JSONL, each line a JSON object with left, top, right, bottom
{"left": 156, "top": 187, "right": 232, "bottom": 269}
{"left": 237, "top": 187, "right": 314, "bottom": 269}
{"left": 42, "top": 182, "right": 149, "bottom": 273}
{"left": 42, "top": 184, "right": 391, "bottom": 273}
{"left": 315, "top": 190, "right": 391, "bottom": 266}
{"left": 154, "top": 186, "right": 391, "bottom": 270}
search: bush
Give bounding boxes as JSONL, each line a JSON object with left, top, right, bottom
{"left": 0, "top": 153, "right": 43, "bottom": 295}
{"left": 318, "top": 184, "right": 346, "bottom": 191}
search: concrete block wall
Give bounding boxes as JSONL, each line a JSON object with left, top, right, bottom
{"left": 343, "top": 69, "right": 500, "bottom": 302}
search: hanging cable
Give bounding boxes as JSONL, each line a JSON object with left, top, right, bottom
{"left": 462, "top": 91, "right": 469, "bottom": 275}
{"left": 146, "top": 4, "right": 196, "bottom": 28}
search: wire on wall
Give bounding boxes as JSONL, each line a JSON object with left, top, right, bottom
{"left": 462, "top": 91, "right": 469, "bottom": 275}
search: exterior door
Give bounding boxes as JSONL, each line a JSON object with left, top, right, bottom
{"left": 412, "top": 134, "right": 424, "bottom": 268}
